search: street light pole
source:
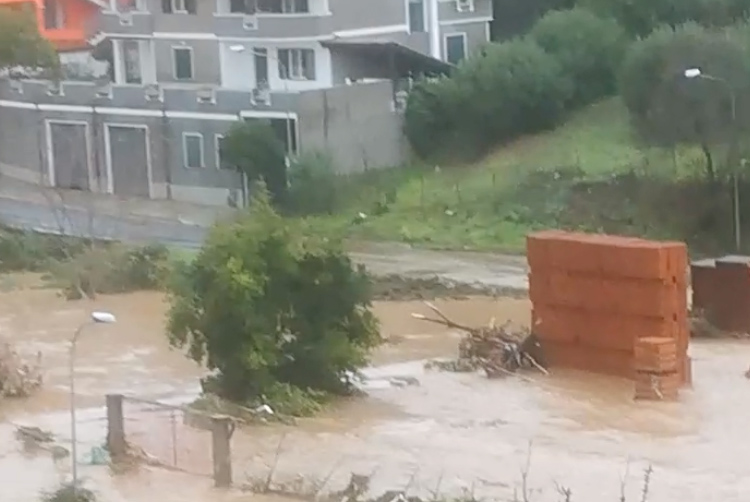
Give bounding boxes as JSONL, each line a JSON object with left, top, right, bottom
{"left": 69, "top": 311, "right": 117, "bottom": 495}
{"left": 684, "top": 68, "right": 741, "bottom": 251}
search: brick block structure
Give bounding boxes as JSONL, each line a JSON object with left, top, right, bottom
{"left": 691, "top": 255, "right": 750, "bottom": 333}
{"left": 527, "top": 231, "right": 691, "bottom": 394}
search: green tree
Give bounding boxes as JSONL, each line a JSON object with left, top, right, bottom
{"left": 490, "top": 0, "right": 576, "bottom": 40}
{"left": 619, "top": 22, "right": 750, "bottom": 179}
{"left": 530, "top": 8, "right": 627, "bottom": 106}
{"left": 404, "top": 39, "right": 571, "bottom": 161}
{"left": 577, "top": 0, "right": 750, "bottom": 36}
{"left": 166, "top": 185, "right": 380, "bottom": 407}
{"left": 219, "top": 120, "right": 288, "bottom": 207}
{"left": 0, "top": 8, "right": 59, "bottom": 74}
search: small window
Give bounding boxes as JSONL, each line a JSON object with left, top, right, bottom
{"left": 162, "top": 0, "right": 196, "bottom": 14}
{"left": 173, "top": 46, "right": 194, "bottom": 80}
{"left": 445, "top": 33, "right": 466, "bottom": 65}
{"left": 258, "top": 0, "right": 308, "bottom": 13}
{"left": 408, "top": 0, "right": 425, "bottom": 33}
{"left": 122, "top": 40, "right": 142, "bottom": 84}
{"left": 278, "top": 48, "right": 315, "bottom": 81}
{"left": 215, "top": 134, "right": 231, "bottom": 169}
{"left": 183, "top": 133, "right": 204, "bottom": 168}
{"left": 230, "top": 0, "right": 256, "bottom": 13}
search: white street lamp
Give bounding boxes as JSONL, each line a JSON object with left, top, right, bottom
{"left": 683, "top": 66, "right": 741, "bottom": 251}
{"left": 69, "top": 311, "right": 116, "bottom": 494}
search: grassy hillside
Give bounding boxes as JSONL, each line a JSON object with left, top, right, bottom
{"left": 300, "top": 98, "right": 718, "bottom": 253}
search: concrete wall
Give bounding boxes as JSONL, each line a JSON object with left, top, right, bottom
{"left": 0, "top": 78, "right": 406, "bottom": 205}
{"left": 296, "top": 80, "right": 406, "bottom": 173}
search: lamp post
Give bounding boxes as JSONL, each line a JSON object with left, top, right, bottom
{"left": 70, "top": 311, "right": 116, "bottom": 494}
{"left": 684, "top": 67, "right": 741, "bottom": 251}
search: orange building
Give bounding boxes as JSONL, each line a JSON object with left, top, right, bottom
{"left": 0, "top": 0, "right": 103, "bottom": 51}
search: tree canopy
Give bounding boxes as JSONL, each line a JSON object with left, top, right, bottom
{"left": 166, "top": 185, "right": 380, "bottom": 410}
{"left": 0, "top": 8, "right": 58, "bottom": 75}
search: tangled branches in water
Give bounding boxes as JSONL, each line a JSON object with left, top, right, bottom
{"left": 414, "top": 302, "right": 547, "bottom": 378}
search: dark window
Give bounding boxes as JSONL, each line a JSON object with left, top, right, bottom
{"left": 230, "top": 0, "right": 256, "bottom": 13}
{"left": 278, "top": 48, "right": 315, "bottom": 80}
{"left": 445, "top": 34, "right": 466, "bottom": 65}
{"left": 254, "top": 47, "right": 268, "bottom": 86}
{"left": 173, "top": 47, "right": 193, "bottom": 80}
{"left": 163, "top": 0, "right": 196, "bottom": 14}
{"left": 408, "top": 0, "right": 425, "bottom": 32}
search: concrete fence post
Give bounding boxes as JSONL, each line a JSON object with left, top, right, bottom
{"left": 211, "top": 415, "right": 233, "bottom": 487}
{"left": 106, "top": 394, "right": 126, "bottom": 457}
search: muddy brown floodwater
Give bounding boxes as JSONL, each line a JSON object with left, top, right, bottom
{"left": 1, "top": 279, "right": 750, "bottom": 502}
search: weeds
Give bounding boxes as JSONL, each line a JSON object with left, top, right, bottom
{"left": 40, "top": 482, "right": 96, "bottom": 502}
{"left": 240, "top": 439, "right": 657, "bottom": 502}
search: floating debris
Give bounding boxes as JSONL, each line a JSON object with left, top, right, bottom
{"left": 414, "top": 302, "right": 548, "bottom": 378}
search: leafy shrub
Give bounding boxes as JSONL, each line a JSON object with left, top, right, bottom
{"left": 41, "top": 483, "right": 96, "bottom": 502}
{"left": 285, "top": 151, "right": 339, "bottom": 215}
{"left": 530, "top": 8, "right": 627, "bottom": 106}
{"left": 167, "top": 184, "right": 381, "bottom": 408}
{"left": 490, "top": 0, "right": 576, "bottom": 41}
{"left": 578, "top": 0, "right": 750, "bottom": 37}
{"left": 53, "top": 243, "right": 171, "bottom": 299}
{"left": 404, "top": 39, "right": 571, "bottom": 161}
{"left": 0, "top": 226, "right": 93, "bottom": 272}
{"left": 220, "top": 120, "right": 288, "bottom": 207}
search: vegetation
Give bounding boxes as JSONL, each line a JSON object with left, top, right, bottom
{"left": 530, "top": 8, "right": 627, "bottom": 107}
{"left": 404, "top": 38, "right": 570, "bottom": 161}
{"left": 41, "top": 483, "right": 96, "bottom": 502}
{"left": 0, "top": 8, "right": 58, "bottom": 75}
{"left": 166, "top": 185, "right": 380, "bottom": 414}
{"left": 619, "top": 22, "right": 750, "bottom": 179}
{"left": 220, "top": 120, "right": 288, "bottom": 207}
{"left": 0, "top": 226, "right": 170, "bottom": 297}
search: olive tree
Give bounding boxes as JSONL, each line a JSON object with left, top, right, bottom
{"left": 619, "top": 22, "right": 750, "bottom": 179}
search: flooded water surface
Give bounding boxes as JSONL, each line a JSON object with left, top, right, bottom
{"left": 1, "top": 283, "right": 749, "bottom": 502}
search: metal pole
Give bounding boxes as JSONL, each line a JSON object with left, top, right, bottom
{"left": 700, "top": 74, "right": 741, "bottom": 250}
{"left": 731, "top": 91, "right": 741, "bottom": 251}
{"left": 69, "top": 323, "right": 86, "bottom": 493}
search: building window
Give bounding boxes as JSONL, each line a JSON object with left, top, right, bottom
{"left": 183, "top": 133, "right": 204, "bottom": 168}
{"left": 230, "top": 0, "right": 256, "bottom": 14}
{"left": 44, "top": 0, "right": 65, "bottom": 29}
{"left": 122, "top": 40, "right": 143, "bottom": 84}
{"left": 215, "top": 134, "right": 231, "bottom": 169}
{"left": 257, "top": 0, "right": 309, "bottom": 13}
{"left": 278, "top": 49, "right": 315, "bottom": 81}
{"left": 408, "top": 0, "right": 425, "bottom": 32}
{"left": 172, "top": 46, "right": 194, "bottom": 80}
{"left": 162, "top": 0, "right": 197, "bottom": 14}
{"left": 116, "top": 0, "right": 144, "bottom": 12}
{"left": 444, "top": 33, "right": 467, "bottom": 65}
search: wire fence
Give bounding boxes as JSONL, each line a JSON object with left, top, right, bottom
{"left": 121, "top": 396, "right": 215, "bottom": 477}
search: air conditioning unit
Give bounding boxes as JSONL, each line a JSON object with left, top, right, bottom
{"left": 95, "top": 81, "right": 112, "bottom": 98}
{"left": 196, "top": 86, "right": 216, "bottom": 104}
{"left": 46, "top": 81, "right": 62, "bottom": 96}
{"left": 119, "top": 11, "right": 134, "bottom": 26}
{"left": 251, "top": 87, "right": 270, "bottom": 105}
{"left": 455, "top": 0, "right": 474, "bottom": 13}
{"left": 144, "top": 83, "right": 162, "bottom": 101}
{"left": 242, "top": 14, "right": 257, "bottom": 30}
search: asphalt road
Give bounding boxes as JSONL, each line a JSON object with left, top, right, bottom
{"left": 0, "top": 196, "right": 207, "bottom": 248}
{"left": 0, "top": 195, "right": 529, "bottom": 289}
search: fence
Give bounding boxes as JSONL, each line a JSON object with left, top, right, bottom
{"left": 106, "top": 394, "right": 233, "bottom": 487}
